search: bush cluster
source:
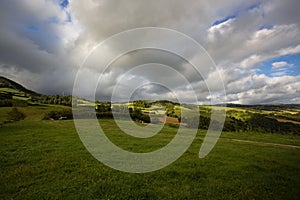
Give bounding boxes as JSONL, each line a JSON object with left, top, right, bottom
{"left": 94, "top": 108, "right": 151, "bottom": 123}
{"left": 7, "top": 107, "right": 26, "bottom": 121}
{"left": 0, "top": 99, "right": 28, "bottom": 107}
{"left": 182, "top": 113, "right": 300, "bottom": 135}
{"left": 43, "top": 109, "right": 73, "bottom": 120}
{"left": 130, "top": 109, "right": 150, "bottom": 123}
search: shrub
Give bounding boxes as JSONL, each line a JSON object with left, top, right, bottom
{"left": 96, "top": 111, "right": 114, "bottom": 119}
{"left": 167, "top": 123, "right": 180, "bottom": 128}
{"left": 7, "top": 107, "right": 26, "bottom": 121}
{"left": 43, "top": 109, "right": 73, "bottom": 120}
{"left": 129, "top": 108, "right": 151, "bottom": 123}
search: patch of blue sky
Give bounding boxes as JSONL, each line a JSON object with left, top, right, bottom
{"left": 212, "top": 2, "right": 262, "bottom": 27}
{"left": 58, "top": 0, "right": 72, "bottom": 22}
{"left": 212, "top": 3, "right": 261, "bottom": 26}
{"left": 258, "top": 24, "right": 273, "bottom": 30}
{"left": 23, "top": 24, "right": 61, "bottom": 54}
{"left": 212, "top": 15, "right": 236, "bottom": 26}
{"left": 60, "top": 0, "right": 69, "bottom": 8}
{"left": 257, "top": 54, "right": 300, "bottom": 77}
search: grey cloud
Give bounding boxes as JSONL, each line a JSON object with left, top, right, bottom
{"left": 0, "top": 0, "right": 300, "bottom": 104}
{"left": 263, "top": 0, "right": 300, "bottom": 26}
{"left": 0, "top": 0, "right": 78, "bottom": 94}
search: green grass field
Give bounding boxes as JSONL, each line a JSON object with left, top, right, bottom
{"left": 1, "top": 106, "right": 300, "bottom": 199}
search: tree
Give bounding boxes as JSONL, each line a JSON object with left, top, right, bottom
{"left": 165, "top": 103, "right": 175, "bottom": 116}
{"left": 8, "top": 107, "right": 26, "bottom": 121}
{"left": 43, "top": 109, "right": 73, "bottom": 120}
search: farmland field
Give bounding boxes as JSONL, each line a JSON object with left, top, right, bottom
{"left": 1, "top": 106, "right": 300, "bottom": 199}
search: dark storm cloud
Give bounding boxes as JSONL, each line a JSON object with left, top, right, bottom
{"left": 0, "top": 0, "right": 299, "bottom": 104}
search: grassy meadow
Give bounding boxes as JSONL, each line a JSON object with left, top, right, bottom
{"left": 1, "top": 105, "right": 300, "bottom": 199}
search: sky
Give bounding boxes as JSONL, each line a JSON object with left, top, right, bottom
{"left": 0, "top": 0, "right": 300, "bottom": 104}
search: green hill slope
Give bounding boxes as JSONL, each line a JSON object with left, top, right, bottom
{"left": 0, "top": 76, "right": 41, "bottom": 101}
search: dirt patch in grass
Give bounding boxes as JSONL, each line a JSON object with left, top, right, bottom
{"left": 162, "top": 116, "right": 179, "bottom": 124}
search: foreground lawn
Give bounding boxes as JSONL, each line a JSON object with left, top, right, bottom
{"left": 1, "top": 119, "right": 300, "bottom": 199}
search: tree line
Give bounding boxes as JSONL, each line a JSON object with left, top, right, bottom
{"left": 181, "top": 113, "right": 300, "bottom": 135}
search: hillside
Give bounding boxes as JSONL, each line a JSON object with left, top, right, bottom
{"left": 1, "top": 76, "right": 300, "bottom": 134}
{"left": 0, "top": 76, "right": 41, "bottom": 101}
{"left": 0, "top": 76, "right": 72, "bottom": 106}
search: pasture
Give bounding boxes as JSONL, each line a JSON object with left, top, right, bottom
{"left": 1, "top": 106, "right": 300, "bottom": 199}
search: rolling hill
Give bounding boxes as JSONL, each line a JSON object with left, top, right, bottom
{"left": 0, "top": 76, "right": 41, "bottom": 100}
{"left": 0, "top": 76, "right": 299, "bottom": 134}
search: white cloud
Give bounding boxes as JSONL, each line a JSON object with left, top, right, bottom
{"left": 272, "top": 61, "right": 293, "bottom": 69}
{"left": 208, "top": 18, "right": 235, "bottom": 42}
{"left": 239, "top": 44, "right": 300, "bottom": 69}
{"left": 277, "top": 44, "right": 300, "bottom": 55}
{"left": 226, "top": 74, "right": 300, "bottom": 104}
